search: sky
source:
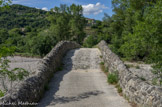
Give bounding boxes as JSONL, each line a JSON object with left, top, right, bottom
{"left": 12, "top": 0, "right": 114, "bottom": 20}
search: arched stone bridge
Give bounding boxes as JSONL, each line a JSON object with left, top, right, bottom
{"left": 0, "top": 41, "right": 161, "bottom": 107}
{"left": 37, "top": 48, "right": 130, "bottom": 107}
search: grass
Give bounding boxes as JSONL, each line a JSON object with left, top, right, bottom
{"left": 125, "top": 64, "right": 134, "bottom": 68}
{"left": 100, "top": 62, "right": 138, "bottom": 107}
{"left": 123, "top": 94, "right": 138, "bottom": 107}
{"left": 100, "top": 62, "right": 105, "bottom": 71}
{"left": 160, "top": 80, "right": 162, "bottom": 86}
{"left": 107, "top": 72, "right": 118, "bottom": 84}
{"left": 0, "top": 89, "right": 5, "bottom": 97}
{"left": 152, "top": 78, "right": 158, "bottom": 85}
{"left": 92, "top": 45, "right": 99, "bottom": 48}
{"left": 140, "top": 77, "right": 146, "bottom": 81}
{"left": 115, "top": 84, "right": 122, "bottom": 94}
{"left": 126, "top": 64, "right": 140, "bottom": 69}
{"left": 135, "top": 65, "right": 140, "bottom": 69}
{"left": 100, "top": 61, "right": 109, "bottom": 76}
{"left": 104, "top": 67, "right": 109, "bottom": 72}
{"left": 14, "top": 52, "right": 42, "bottom": 58}
{"left": 100, "top": 62, "right": 104, "bottom": 65}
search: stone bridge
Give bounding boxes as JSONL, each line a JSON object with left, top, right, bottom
{"left": 0, "top": 41, "right": 161, "bottom": 107}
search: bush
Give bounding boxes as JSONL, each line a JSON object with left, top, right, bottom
{"left": 0, "top": 90, "right": 5, "bottom": 97}
{"left": 115, "top": 84, "right": 122, "bottom": 93}
{"left": 100, "top": 62, "right": 105, "bottom": 71}
{"left": 0, "top": 46, "right": 29, "bottom": 92}
{"left": 83, "top": 35, "right": 98, "bottom": 48}
{"left": 100, "top": 62, "right": 104, "bottom": 65}
{"left": 107, "top": 72, "right": 118, "bottom": 84}
{"left": 152, "top": 78, "right": 158, "bottom": 85}
{"left": 140, "top": 77, "right": 146, "bottom": 81}
{"left": 104, "top": 67, "right": 108, "bottom": 72}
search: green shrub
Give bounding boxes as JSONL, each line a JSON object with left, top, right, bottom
{"left": 152, "top": 78, "right": 158, "bottom": 85}
{"left": 100, "top": 62, "right": 104, "bottom": 65}
{"left": 0, "top": 90, "right": 5, "bottom": 97}
{"left": 118, "top": 86, "right": 122, "bottom": 93}
{"left": 115, "top": 84, "right": 122, "bottom": 93}
{"left": 0, "top": 47, "right": 29, "bottom": 92}
{"left": 100, "top": 62, "right": 105, "bottom": 71}
{"left": 125, "top": 64, "right": 134, "bottom": 68}
{"left": 136, "top": 65, "right": 140, "bottom": 69}
{"left": 107, "top": 73, "right": 118, "bottom": 84}
{"left": 140, "top": 77, "right": 146, "bottom": 81}
{"left": 83, "top": 35, "right": 98, "bottom": 48}
{"left": 104, "top": 67, "right": 108, "bottom": 72}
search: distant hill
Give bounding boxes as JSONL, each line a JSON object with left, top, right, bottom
{"left": 0, "top": 4, "right": 50, "bottom": 30}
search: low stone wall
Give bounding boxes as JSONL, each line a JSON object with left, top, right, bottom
{"left": 98, "top": 40, "right": 162, "bottom": 107}
{"left": 0, "top": 41, "right": 80, "bottom": 107}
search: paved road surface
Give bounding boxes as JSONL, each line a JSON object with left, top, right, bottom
{"left": 38, "top": 48, "right": 131, "bottom": 107}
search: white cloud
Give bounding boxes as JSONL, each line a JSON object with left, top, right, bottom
{"left": 13, "top": 0, "right": 33, "bottom": 5}
{"left": 82, "top": 2, "right": 108, "bottom": 15}
{"left": 12, "top": 0, "right": 46, "bottom": 6}
{"left": 35, "top": 7, "right": 40, "bottom": 9}
{"left": 42, "top": 7, "right": 48, "bottom": 11}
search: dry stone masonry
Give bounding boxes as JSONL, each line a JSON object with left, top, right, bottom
{"left": 0, "top": 41, "right": 80, "bottom": 107}
{"left": 0, "top": 40, "right": 161, "bottom": 107}
{"left": 98, "top": 40, "right": 162, "bottom": 107}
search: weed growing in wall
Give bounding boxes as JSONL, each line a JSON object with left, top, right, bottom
{"left": 107, "top": 72, "right": 118, "bottom": 84}
{"left": 100, "top": 62, "right": 105, "bottom": 71}
{"left": 115, "top": 84, "right": 122, "bottom": 93}
{"left": 0, "top": 89, "right": 5, "bottom": 97}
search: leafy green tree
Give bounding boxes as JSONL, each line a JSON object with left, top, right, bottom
{"left": 69, "top": 4, "right": 86, "bottom": 44}
{"left": 0, "top": 0, "right": 12, "bottom": 8}
{"left": 48, "top": 4, "right": 71, "bottom": 41}
{"left": 48, "top": 4, "right": 86, "bottom": 44}
{"left": 0, "top": 46, "right": 29, "bottom": 93}
{"left": 0, "top": 0, "right": 29, "bottom": 95}
{"left": 0, "top": 29, "right": 9, "bottom": 44}
{"left": 27, "top": 30, "right": 57, "bottom": 56}
{"left": 6, "top": 28, "right": 24, "bottom": 50}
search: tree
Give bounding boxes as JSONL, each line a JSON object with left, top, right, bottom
{"left": 69, "top": 4, "right": 86, "bottom": 44}
{"left": 0, "top": 29, "right": 9, "bottom": 44}
{"left": 0, "top": 1, "right": 29, "bottom": 96}
{"left": 83, "top": 35, "right": 98, "bottom": 48}
{"left": 48, "top": 4, "right": 86, "bottom": 44}
{"left": 0, "top": 0, "right": 12, "bottom": 8}
{"left": 29, "top": 30, "right": 57, "bottom": 56}
{"left": 0, "top": 46, "right": 29, "bottom": 93}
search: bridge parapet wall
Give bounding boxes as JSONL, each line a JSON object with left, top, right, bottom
{"left": 0, "top": 41, "right": 80, "bottom": 106}
{"left": 98, "top": 40, "right": 162, "bottom": 107}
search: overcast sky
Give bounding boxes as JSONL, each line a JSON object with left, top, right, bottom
{"left": 12, "top": 0, "right": 113, "bottom": 20}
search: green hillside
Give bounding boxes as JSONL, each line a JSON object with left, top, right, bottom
{"left": 0, "top": 4, "right": 87, "bottom": 57}
{"left": 0, "top": 4, "right": 49, "bottom": 30}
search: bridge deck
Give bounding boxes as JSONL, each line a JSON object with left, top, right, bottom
{"left": 37, "top": 48, "right": 131, "bottom": 107}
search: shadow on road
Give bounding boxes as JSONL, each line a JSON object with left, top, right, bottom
{"left": 50, "top": 90, "right": 104, "bottom": 105}
{"left": 37, "top": 49, "right": 81, "bottom": 107}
